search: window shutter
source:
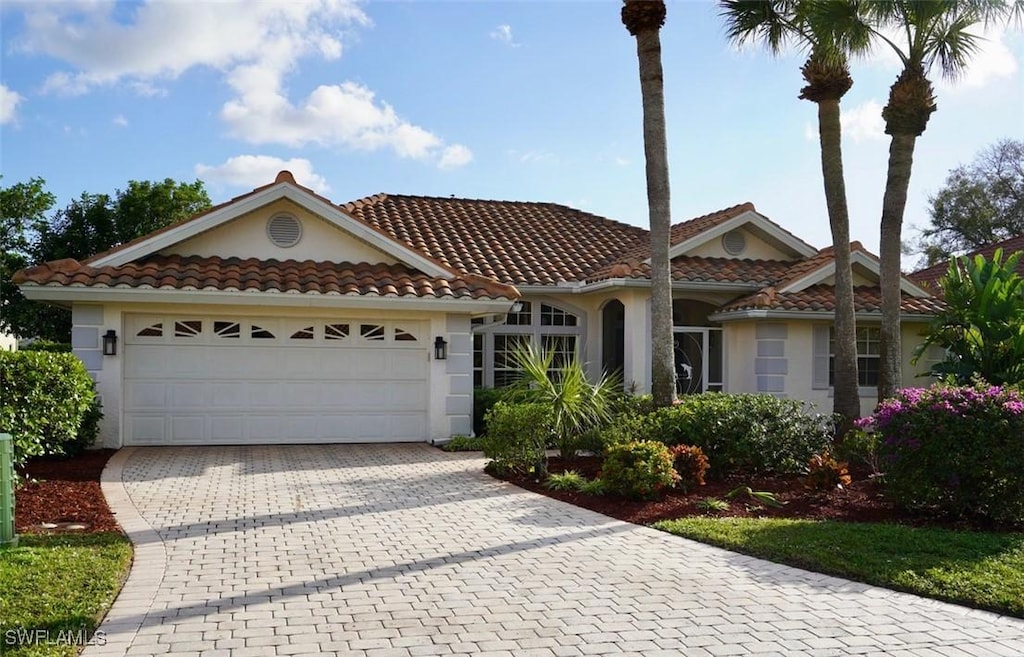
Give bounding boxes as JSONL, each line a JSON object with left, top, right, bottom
{"left": 812, "top": 325, "right": 830, "bottom": 389}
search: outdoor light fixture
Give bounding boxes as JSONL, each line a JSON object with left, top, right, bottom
{"left": 434, "top": 336, "right": 448, "bottom": 360}
{"left": 102, "top": 329, "right": 118, "bottom": 356}
{"left": 511, "top": 301, "right": 524, "bottom": 313}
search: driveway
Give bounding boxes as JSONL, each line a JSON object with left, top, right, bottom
{"left": 88, "top": 445, "right": 1024, "bottom": 657}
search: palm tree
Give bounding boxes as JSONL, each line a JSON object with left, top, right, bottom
{"left": 721, "top": 0, "right": 870, "bottom": 426}
{"left": 865, "top": 0, "right": 1012, "bottom": 401}
{"left": 622, "top": 0, "right": 676, "bottom": 407}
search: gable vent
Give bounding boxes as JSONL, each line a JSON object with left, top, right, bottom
{"left": 722, "top": 230, "right": 746, "bottom": 256}
{"left": 267, "top": 214, "right": 302, "bottom": 248}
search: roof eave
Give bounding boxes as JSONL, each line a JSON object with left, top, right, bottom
{"left": 708, "top": 308, "right": 937, "bottom": 322}
{"left": 17, "top": 284, "right": 516, "bottom": 313}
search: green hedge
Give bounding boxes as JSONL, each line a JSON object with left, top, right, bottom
{"left": 0, "top": 351, "right": 102, "bottom": 467}
{"left": 645, "top": 393, "right": 833, "bottom": 475}
{"left": 20, "top": 340, "right": 72, "bottom": 353}
{"left": 473, "top": 387, "right": 508, "bottom": 437}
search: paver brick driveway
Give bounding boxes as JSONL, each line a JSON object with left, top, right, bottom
{"left": 89, "top": 445, "right": 1024, "bottom": 657}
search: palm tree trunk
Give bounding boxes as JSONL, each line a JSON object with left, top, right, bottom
{"left": 816, "top": 98, "right": 860, "bottom": 429}
{"left": 878, "top": 133, "right": 917, "bottom": 401}
{"left": 633, "top": 27, "right": 676, "bottom": 408}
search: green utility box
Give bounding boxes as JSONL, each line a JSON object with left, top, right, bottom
{"left": 0, "top": 434, "right": 16, "bottom": 547}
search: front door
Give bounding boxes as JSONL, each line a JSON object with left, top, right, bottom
{"left": 673, "top": 327, "right": 723, "bottom": 395}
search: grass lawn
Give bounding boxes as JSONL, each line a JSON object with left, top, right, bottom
{"left": 655, "top": 517, "right": 1024, "bottom": 618}
{"left": 0, "top": 533, "right": 133, "bottom": 657}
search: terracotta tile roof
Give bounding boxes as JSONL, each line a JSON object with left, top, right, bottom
{"left": 14, "top": 255, "right": 518, "bottom": 301}
{"left": 669, "top": 202, "right": 756, "bottom": 245}
{"left": 717, "top": 284, "right": 946, "bottom": 315}
{"left": 588, "top": 256, "right": 793, "bottom": 286}
{"left": 910, "top": 234, "right": 1024, "bottom": 293}
{"left": 342, "top": 194, "right": 650, "bottom": 286}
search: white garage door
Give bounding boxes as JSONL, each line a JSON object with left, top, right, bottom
{"left": 123, "top": 315, "right": 429, "bottom": 445}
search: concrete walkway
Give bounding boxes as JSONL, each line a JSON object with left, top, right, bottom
{"left": 88, "top": 445, "right": 1024, "bottom": 657}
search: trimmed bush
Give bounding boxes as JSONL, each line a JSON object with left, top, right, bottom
{"left": 866, "top": 382, "right": 1024, "bottom": 527}
{"left": 0, "top": 351, "right": 101, "bottom": 467}
{"left": 601, "top": 440, "right": 678, "bottom": 499}
{"left": 20, "top": 340, "right": 72, "bottom": 353}
{"left": 649, "top": 393, "right": 833, "bottom": 475}
{"left": 482, "top": 401, "right": 553, "bottom": 475}
{"left": 441, "top": 435, "right": 487, "bottom": 452}
{"left": 473, "top": 387, "right": 507, "bottom": 437}
{"left": 669, "top": 444, "right": 709, "bottom": 493}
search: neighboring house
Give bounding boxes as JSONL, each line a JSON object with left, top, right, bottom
{"left": 910, "top": 234, "right": 1024, "bottom": 295}
{"left": 0, "top": 331, "right": 16, "bottom": 352}
{"left": 14, "top": 171, "right": 943, "bottom": 447}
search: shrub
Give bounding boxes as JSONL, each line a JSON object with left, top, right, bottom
{"left": 0, "top": 351, "right": 101, "bottom": 467}
{"left": 20, "top": 340, "right": 73, "bottom": 353}
{"left": 473, "top": 387, "right": 508, "bottom": 437}
{"left": 834, "top": 428, "right": 881, "bottom": 475}
{"left": 546, "top": 470, "right": 587, "bottom": 491}
{"left": 482, "top": 401, "right": 553, "bottom": 475}
{"left": 600, "top": 440, "right": 678, "bottom": 500}
{"left": 804, "top": 451, "right": 852, "bottom": 490}
{"left": 595, "top": 409, "right": 657, "bottom": 453}
{"left": 507, "top": 343, "right": 620, "bottom": 459}
{"left": 441, "top": 435, "right": 487, "bottom": 452}
{"left": 649, "top": 393, "right": 833, "bottom": 475}
{"left": 669, "top": 444, "right": 709, "bottom": 493}
{"left": 867, "top": 382, "right": 1024, "bottom": 527}
{"left": 578, "top": 478, "right": 607, "bottom": 496}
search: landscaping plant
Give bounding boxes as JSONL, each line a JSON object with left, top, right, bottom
{"left": 545, "top": 470, "right": 588, "bottom": 492}
{"left": 726, "top": 485, "right": 784, "bottom": 509}
{"left": 804, "top": 450, "right": 852, "bottom": 491}
{"left": 668, "top": 444, "right": 709, "bottom": 493}
{"left": 695, "top": 497, "right": 730, "bottom": 514}
{"left": 0, "top": 351, "right": 102, "bottom": 467}
{"left": 441, "top": 435, "right": 487, "bottom": 452}
{"left": 482, "top": 401, "right": 553, "bottom": 476}
{"left": 508, "top": 342, "right": 620, "bottom": 458}
{"left": 865, "top": 381, "right": 1024, "bottom": 527}
{"left": 601, "top": 440, "right": 678, "bottom": 500}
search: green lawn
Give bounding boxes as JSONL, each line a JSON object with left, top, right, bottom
{"left": 0, "top": 533, "right": 132, "bottom": 657}
{"left": 655, "top": 517, "right": 1024, "bottom": 618}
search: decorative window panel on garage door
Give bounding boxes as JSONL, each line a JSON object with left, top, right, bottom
{"left": 123, "top": 315, "right": 429, "bottom": 445}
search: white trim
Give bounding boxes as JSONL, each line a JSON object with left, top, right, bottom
{"left": 708, "top": 308, "right": 936, "bottom": 322}
{"left": 779, "top": 250, "right": 932, "bottom": 297}
{"left": 662, "top": 210, "right": 818, "bottom": 262}
{"left": 89, "top": 183, "right": 452, "bottom": 278}
{"left": 19, "top": 284, "right": 515, "bottom": 313}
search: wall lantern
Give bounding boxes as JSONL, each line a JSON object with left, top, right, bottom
{"left": 510, "top": 301, "right": 524, "bottom": 313}
{"left": 102, "top": 329, "right": 118, "bottom": 356}
{"left": 434, "top": 336, "right": 448, "bottom": 360}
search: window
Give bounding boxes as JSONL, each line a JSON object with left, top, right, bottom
{"left": 829, "top": 326, "right": 881, "bottom": 387}
{"left": 291, "top": 326, "right": 315, "bottom": 340}
{"left": 214, "top": 321, "right": 241, "bottom": 339}
{"left": 325, "top": 323, "right": 350, "bottom": 341}
{"left": 174, "top": 320, "right": 202, "bottom": 338}
{"left": 494, "top": 334, "right": 530, "bottom": 387}
{"left": 137, "top": 323, "right": 163, "bottom": 337}
{"left": 360, "top": 324, "right": 385, "bottom": 341}
{"left": 251, "top": 324, "right": 275, "bottom": 339}
{"left": 475, "top": 300, "right": 584, "bottom": 388}
{"left": 394, "top": 327, "right": 418, "bottom": 342}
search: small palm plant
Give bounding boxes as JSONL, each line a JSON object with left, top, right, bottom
{"left": 508, "top": 342, "right": 621, "bottom": 459}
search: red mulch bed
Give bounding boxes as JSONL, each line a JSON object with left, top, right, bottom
{"left": 15, "top": 449, "right": 122, "bottom": 534}
{"left": 496, "top": 455, "right": 976, "bottom": 531}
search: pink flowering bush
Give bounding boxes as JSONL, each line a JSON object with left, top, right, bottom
{"left": 862, "top": 382, "right": 1024, "bottom": 527}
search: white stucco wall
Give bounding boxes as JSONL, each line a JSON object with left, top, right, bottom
{"left": 686, "top": 227, "right": 797, "bottom": 260}
{"left": 163, "top": 198, "right": 398, "bottom": 264}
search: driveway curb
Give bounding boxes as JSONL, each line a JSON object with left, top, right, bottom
{"left": 84, "top": 447, "right": 166, "bottom": 655}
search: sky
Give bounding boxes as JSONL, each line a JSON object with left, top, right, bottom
{"left": 1, "top": 1, "right": 1022, "bottom": 269}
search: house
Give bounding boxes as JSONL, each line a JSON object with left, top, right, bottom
{"left": 14, "top": 171, "right": 943, "bottom": 447}
{"left": 910, "top": 234, "right": 1024, "bottom": 294}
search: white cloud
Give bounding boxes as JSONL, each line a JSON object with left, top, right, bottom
{"left": 614, "top": 157, "right": 630, "bottom": 167}
{"left": 195, "top": 155, "right": 330, "bottom": 194}
{"left": 112, "top": 114, "right": 128, "bottom": 127}
{"left": 15, "top": 1, "right": 469, "bottom": 166}
{"left": 841, "top": 100, "right": 885, "bottom": 143}
{"left": 490, "top": 24, "right": 520, "bottom": 47}
{"left": 510, "top": 149, "right": 557, "bottom": 165}
{"left": 438, "top": 144, "right": 473, "bottom": 169}
{"left": 0, "top": 84, "right": 24, "bottom": 125}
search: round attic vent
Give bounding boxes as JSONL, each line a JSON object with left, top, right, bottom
{"left": 267, "top": 214, "right": 302, "bottom": 248}
{"left": 722, "top": 230, "right": 746, "bottom": 256}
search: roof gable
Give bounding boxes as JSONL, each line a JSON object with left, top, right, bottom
{"left": 777, "top": 242, "right": 931, "bottom": 298}
{"left": 666, "top": 205, "right": 817, "bottom": 261}
{"left": 89, "top": 171, "right": 451, "bottom": 278}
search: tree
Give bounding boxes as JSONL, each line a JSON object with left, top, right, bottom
{"left": 912, "top": 249, "right": 1024, "bottom": 386}
{"left": 2, "top": 178, "right": 212, "bottom": 341}
{"left": 1, "top": 178, "right": 58, "bottom": 340}
{"left": 865, "top": 0, "right": 1013, "bottom": 401}
{"left": 916, "top": 139, "right": 1024, "bottom": 267}
{"left": 720, "top": 0, "right": 871, "bottom": 427}
{"left": 622, "top": 0, "right": 676, "bottom": 407}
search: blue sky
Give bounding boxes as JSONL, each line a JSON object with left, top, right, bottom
{"left": 1, "top": 1, "right": 1022, "bottom": 267}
